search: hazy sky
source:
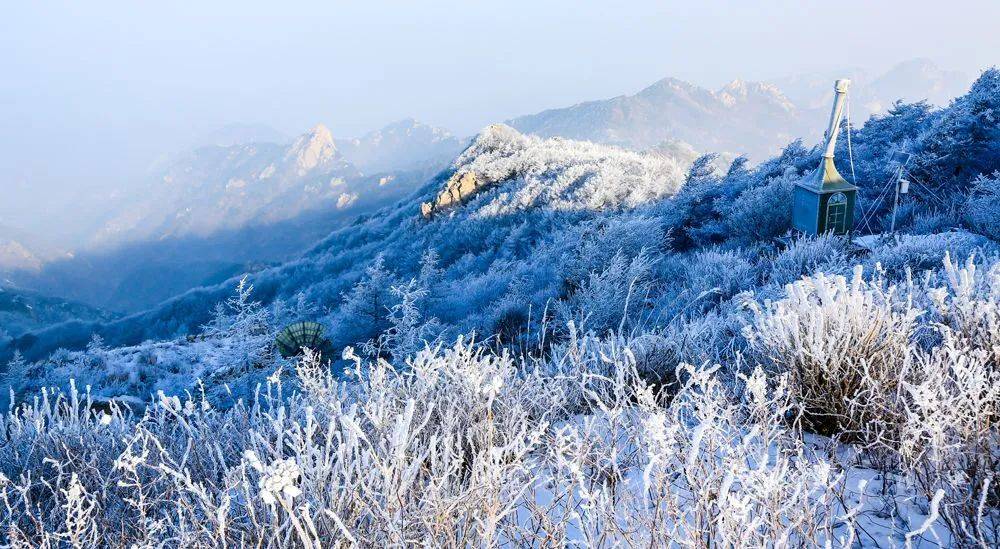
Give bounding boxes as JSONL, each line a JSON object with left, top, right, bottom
{"left": 2, "top": 0, "right": 998, "bottom": 241}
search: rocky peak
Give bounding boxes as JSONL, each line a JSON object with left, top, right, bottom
{"left": 285, "top": 124, "right": 339, "bottom": 174}
{"left": 639, "top": 76, "right": 697, "bottom": 93}
{"left": 716, "top": 79, "right": 795, "bottom": 111}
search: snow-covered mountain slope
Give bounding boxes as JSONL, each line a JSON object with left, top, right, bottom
{"left": 10, "top": 126, "right": 694, "bottom": 358}
{"left": 89, "top": 119, "right": 462, "bottom": 249}
{"left": 423, "top": 124, "right": 686, "bottom": 217}
{"left": 10, "top": 69, "right": 1000, "bottom": 369}
{"left": 12, "top": 167, "right": 435, "bottom": 314}
{"left": 0, "top": 286, "right": 114, "bottom": 339}
{"left": 7, "top": 120, "right": 459, "bottom": 315}
{"left": 0, "top": 237, "right": 41, "bottom": 273}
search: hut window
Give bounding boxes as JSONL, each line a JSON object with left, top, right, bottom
{"left": 826, "top": 192, "right": 848, "bottom": 233}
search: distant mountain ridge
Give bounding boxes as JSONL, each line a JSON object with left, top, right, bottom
{"left": 91, "top": 119, "right": 463, "bottom": 247}
{"left": 0, "top": 225, "right": 66, "bottom": 273}
{"left": 509, "top": 59, "right": 971, "bottom": 160}
{"left": 770, "top": 58, "right": 970, "bottom": 114}
{"left": 195, "top": 123, "right": 289, "bottom": 148}
{"left": 91, "top": 124, "right": 360, "bottom": 246}
{"left": 335, "top": 118, "right": 465, "bottom": 173}
{"left": 508, "top": 76, "right": 810, "bottom": 159}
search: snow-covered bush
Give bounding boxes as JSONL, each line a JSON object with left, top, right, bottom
{"left": 768, "top": 233, "right": 850, "bottom": 286}
{"left": 662, "top": 248, "right": 758, "bottom": 312}
{"left": 555, "top": 250, "right": 656, "bottom": 335}
{"left": 926, "top": 252, "right": 1000, "bottom": 365}
{"left": 745, "top": 253, "right": 1000, "bottom": 543}
{"left": 863, "top": 230, "right": 995, "bottom": 278}
{"left": 7, "top": 318, "right": 989, "bottom": 546}
{"left": 0, "top": 351, "right": 27, "bottom": 409}
{"left": 913, "top": 68, "right": 1000, "bottom": 193}
{"left": 362, "top": 278, "right": 442, "bottom": 361}
{"left": 722, "top": 169, "right": 796, "bottom": 243}
{"left": 900, "top": 342, "right": 1000, "bottom": 546}
{"left": 745, "top": 266, "right": 922, "bottom": 440}
{"left": 964, "top": 172, "right": 1000, "bottom": 240}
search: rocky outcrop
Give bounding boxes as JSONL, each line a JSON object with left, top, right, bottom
{"left": 421, "top": 171, "right": 487, "bottom": 217}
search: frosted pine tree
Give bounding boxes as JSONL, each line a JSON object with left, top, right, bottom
{"left": 1, "top": 350, "right": 27, "bottom": 408}
{"left": 364, "top": 279, "right": 441, "bottom": 361}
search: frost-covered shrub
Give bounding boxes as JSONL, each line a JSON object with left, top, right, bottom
{"left": 925, "top": 253, "right": 1000, "bottom": 365}
{"left": 745, "top": 266, "right": 922, "bottom": 440}
{"left": 333, "top": 254, "right": 398, "bottom": 346}
{"left": 900, "top": 342, "right": 1000, "bottom": 546}
{"left": 913, "top": 68, "right": 1000, "bottom": 193}
{"left": 200, "top": 276, "right": 275, "bottom": 379}
{"left": 768, "top": 233, "right": 850, "bottom": 286}
{"left": 964, "top": 172, "right": 1000, "bottom": 240}
{"left": 722, "top": 170, "right": 796, "bottom": 243}
{"left": 906, "top": 210, "right": 961, "bottom": 235}
{"left": 560, "top": 214, "right": 667, "bottom": 286}
{"left": 555, "top": 250, "right": 656, "bottom": 335}
{"left": 626, "top": 311, "right": 744, "bottom": 394}
{"left": 864, "top": 230, "right": 995, "bottom": 277}
{"left": 654, "top": 248, "right": 757, "bottom": 319}
{"left": 362, "top": 278, "right": 442, "bottom": 361}
{"left": 744, "top": 253, "right": 1000, "bottom": 544}
{"left": 0, "top": 351, "right": 27, "bottom": 409}
{"left": 3, "top": 326, "right": 982, "bottom": 546}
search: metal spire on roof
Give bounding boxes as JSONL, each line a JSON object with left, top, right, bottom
{"left": 823, "top": 79, "right": 851, "bottom": 160}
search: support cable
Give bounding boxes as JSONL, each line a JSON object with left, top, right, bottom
{"left": 846, "top": 93, "right": 857, "bottom": 184}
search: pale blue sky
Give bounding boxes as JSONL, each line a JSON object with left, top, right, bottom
{"left": 2, "top": 0, "right": 998, "bottom": 238}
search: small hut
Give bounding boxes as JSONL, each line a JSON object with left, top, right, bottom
{"left": 792, "top": 79, "right": 858, "bottom": 235}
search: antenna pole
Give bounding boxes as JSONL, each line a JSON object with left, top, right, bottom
{"left": 823, "top": 79, "right": 851, "bottom": 159}
{"left": 889, "top": 165, "right": 902, "bottom": 233}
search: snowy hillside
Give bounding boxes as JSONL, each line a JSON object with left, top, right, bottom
{"left": 2, "top": 69, "right": 1000, "bottom": 547}
{"left": 10, "top": 68, "right": 1000, "bottom": 365}
{"left": 0, "top": 286, "right": 113, "bottom": 340}
{"left": 424, "top": 124, "right": 687, "bottom": 217}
